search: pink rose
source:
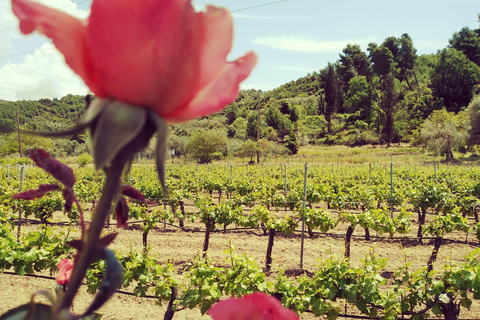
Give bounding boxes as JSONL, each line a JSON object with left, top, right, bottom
{"left": 207, "top": 292, "right": 298, "bottom": 320}
{"left": 12, "top": 0, "right": 257, "bottom": 123}
{"left": 56, "top": 258, "right": 74, "bottom": 286}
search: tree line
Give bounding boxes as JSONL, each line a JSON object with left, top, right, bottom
{"left": 3, "top": 20, "right": 480, "bottom": 162}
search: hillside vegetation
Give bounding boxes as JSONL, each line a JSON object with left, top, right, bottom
{"left": 2, "top": 21, "right": 480, "bottom": 163}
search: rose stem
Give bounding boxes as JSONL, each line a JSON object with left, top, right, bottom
{"left": 56, "top": 159, "right": 126, "bottom": 314}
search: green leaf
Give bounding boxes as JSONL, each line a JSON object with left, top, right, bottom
{"left": 432, "top": 303, "right": 442, "bottom": 315}
{"left": 209, "top": 286, "right": 222, "bottom": 299}
{"left": 0, "top": 303, "right": 52, "bottom": 320}
{"left": 432, "top": 280, "right": 444, "bottom": 294}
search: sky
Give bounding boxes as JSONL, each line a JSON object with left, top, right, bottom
{"left": 0, "top": 0, "right": 479, "bottom": 101}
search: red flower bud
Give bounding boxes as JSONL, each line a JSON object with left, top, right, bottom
{"left": 56, "top": 258, "right": 74, "bottom": 286}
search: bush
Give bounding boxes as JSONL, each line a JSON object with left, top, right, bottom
{"left": 0, "top": 157, "right": 31, "bottom": 165}
{"left": 77, "top": 152, "right": 92, "bottom": 167}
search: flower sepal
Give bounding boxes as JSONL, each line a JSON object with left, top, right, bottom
{"left": 84, "top": 99, "right": 168, "bottom": 191}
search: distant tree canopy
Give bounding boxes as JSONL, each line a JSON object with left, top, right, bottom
{"left": 412, "top": 109, "right": 468, "bottom": 161}
{"left": 430, "top": 48, "right": 480, "bottom": 111}
{"left": 187, "top": 130, "right": 227, "bottom": 163}
{"left": 0, "top": 94, "right": 86, "bottom": 131}
{"left": 449, "top": 26, "right": 480, "bottom": 66}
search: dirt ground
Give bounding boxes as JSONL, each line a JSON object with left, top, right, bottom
{"left": 1, "top": 205, "right": 480, "bottom": 320}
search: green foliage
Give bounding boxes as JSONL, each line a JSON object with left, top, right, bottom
{"left": 466, "top": 95, "right": 480, "bottom": 146}
{"left": 187, "top": 130, "right": 227, "bottom": 164}
{"left": 412, "top": 109, "right": 468, "bottom": 160}
{"left": 0, "top": 133, "right": 53, "bottom": 157}
{"left": 343, "top": 76, "right": 373, "bottom": 124}
{"left": 430, "top": 48, "right": 480, "bottom": 111}
{"left": 283, "top": 130, "right": 299, "bottom": 155}
{"left": 449, "top": 26, "right": 480, "bottom": 66}
{"left": 77, "top": 152, "right": 92, "bottom": 167}
{"left": 227, "top": 117, "right": 247, "bottom": 140}
{"left": 235, "top": 140, "right": 258, "bottom": 162}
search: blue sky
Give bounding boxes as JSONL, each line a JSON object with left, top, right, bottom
{"left": 0, "top": 0, "right": 478, "bottom": 100}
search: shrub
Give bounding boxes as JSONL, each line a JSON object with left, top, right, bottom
{"left": 77, "top": 152, "right": 92, "bottom": 167}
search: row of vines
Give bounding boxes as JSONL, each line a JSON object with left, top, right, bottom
{"left": 1, "top": 162, "right": 480, "bottom": 319}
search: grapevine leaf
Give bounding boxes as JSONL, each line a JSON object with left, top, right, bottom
{"left": 432, "top": 280, "right": 444, "bottom": 294}
{"left": 13, "top": 184, "right": 61, "bottom": 200}
{"left": 30, "top": 149, "right": 75, "bottom": 188}
{"left": 431, "top": 302, "right": 441, "bottom": 315}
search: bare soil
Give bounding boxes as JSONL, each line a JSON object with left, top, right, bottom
{"left": 1, "top": 203, "right": 480, "bottom": 320}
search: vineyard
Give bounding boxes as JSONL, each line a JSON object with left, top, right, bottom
{"left": 1, "top": 160, "right": 480, "bottom": 320}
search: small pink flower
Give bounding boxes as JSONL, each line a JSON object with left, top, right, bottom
{"left": 12, "top": 0, "right": 257, "bottom": 123}
{"left": 56, "top": 258, "right": 74, "bottom": 286}
{"left": 207, "top": 292, "right": 298, "bottom": 320}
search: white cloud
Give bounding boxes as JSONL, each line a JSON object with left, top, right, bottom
{"left": 0, "top": 43, "right": 88, "bottom": 101}
{"left": 254, "top": 35, "right": 376, "bottom": 53}
{"left": 0, "top": 0, "right": 91, "bottom": 100}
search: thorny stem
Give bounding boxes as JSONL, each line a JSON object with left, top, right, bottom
{"left": 56, "top": 159, "right": 126, "bottom": 316}
{"left": 74, "top": 197, "right": 85, "bottom": 240}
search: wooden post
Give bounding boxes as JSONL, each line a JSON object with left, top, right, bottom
{"left": 16, "top": 110, "right": 23, "bottom": 158}
{"left": 17, "top": 166, "right": 25, "bottom": 242}
{"left": 300, "top": 163, "right": 308, "bottom": 269}
{"left": 256, "top": 93, "right": 260, "bottom": 164}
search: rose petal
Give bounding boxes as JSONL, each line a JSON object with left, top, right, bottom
{"left": 207, "top": 292, "right": 298, "bottom": 320}
{"left": 11, "top": 0, "right": 105, "bottom": 95}
{"left": 196, "top": 6, "right": 233, "bottom": 89}
{"left": 87, "top": 0, "right": 201, "bottom": 115}
{"left": 164, "top": 51, "right": 258, "bottom": 123}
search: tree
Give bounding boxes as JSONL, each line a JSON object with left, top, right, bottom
{"left": 449, "top": 26, "right": 480, "bottom": 66}
{"left": 338, "top": 44, "right": 379, "bottom": 101}
{"left": 343, "top": 76, "right": 373, "bottom": 124}
{"left": 227, "top": 117, "right": 247, "bottom": 140}
{"left": 430, "top": 48, "right": 480, "bottom": 111}
{"left": 319, "top": 63, "right": 338, "bottom": 133}
{"left": 466, "top": 95, "right": 480, "bottom": 146}
{"left": 236, "top": 140, "right": 259, "bottom": 163}
{"left": 168, "top": 134, "right": 188, "bottom": 156}
{"left": 413, "top": 109, "right": 468, "bottom": 162}
{"left": 283, "top": 130, "right": 299, "bottom": 155}
{"left": 187, "top": 130, "right": 227, "bottom": 163}
{"left": 369, "top": 43, "right": 397, "bottom": 145}
{"left": 398, "top": 33, "right": 419, "bottom": 89}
